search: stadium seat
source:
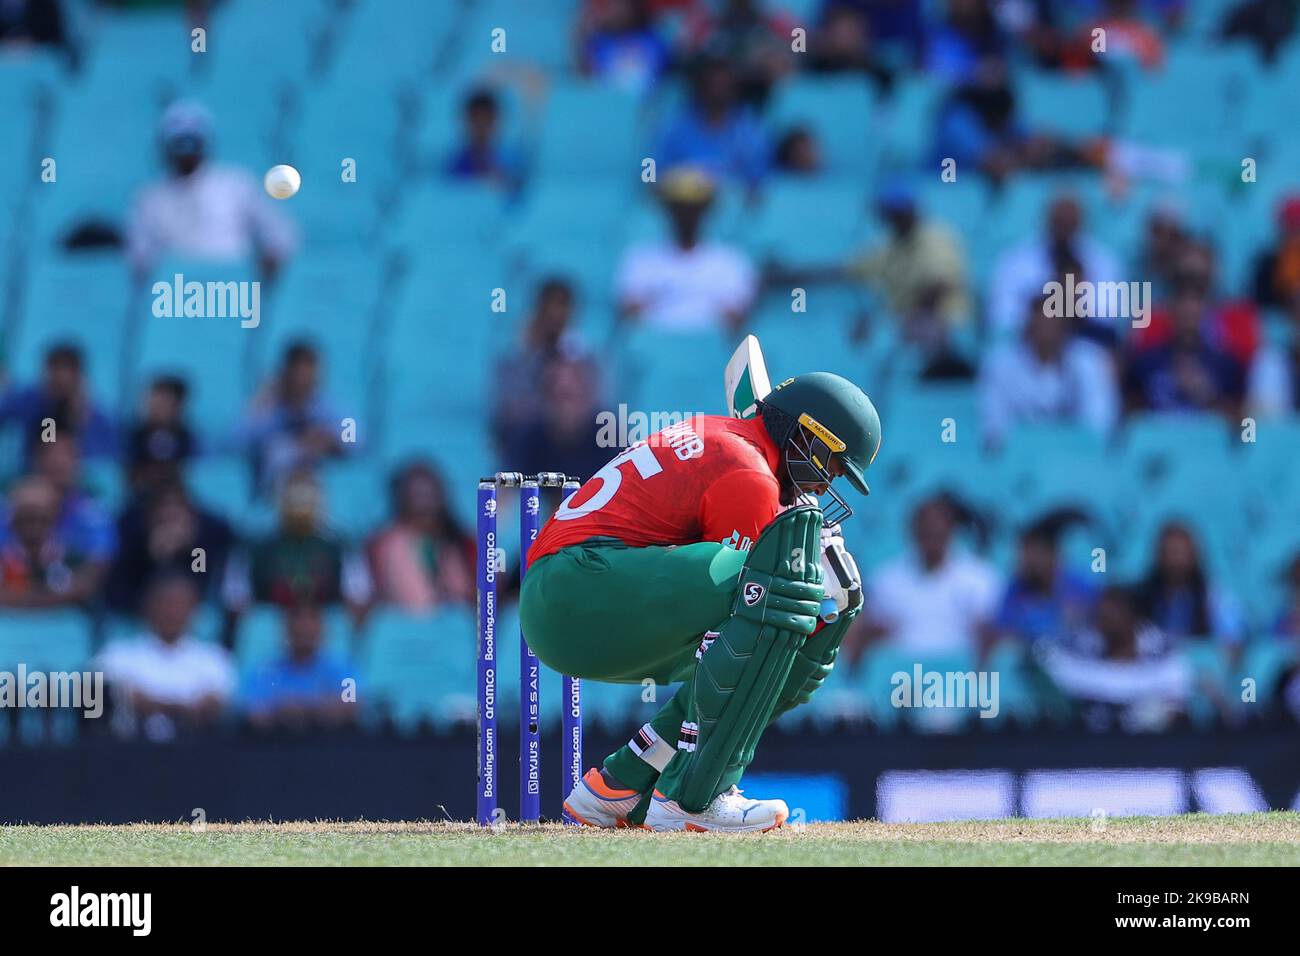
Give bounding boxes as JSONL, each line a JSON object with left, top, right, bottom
{"left": 1017, "top": 69, "right": 1112, "bottom": 138}
{"left": 534, "top": 83, "right": 642, "bottom": 177}
{"left": 877, "top": 73, "right": 943, "bottom": 169}
{"left": 360, "top": 606, "right": 476, "bottom": 731}
{"left": 132, "top": 257, "right": 260, "bottom": 438}
{"left": 748, "top": 177, "right": 870, "bottom": 264}
{"left": 11, "top": 253, "right": 133, "bottom": 404}
{"left": 0, "top": 610, "right": 93, "bottom": 672}
{"left": 767, "top": 75, "right": 881, "bottom": 174}
{"left": 234, "top": 604, "right": 354, "bottom": 667}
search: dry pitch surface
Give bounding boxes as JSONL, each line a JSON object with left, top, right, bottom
{"left": 2, "top": 813, "right": 1298, "bottom": 865}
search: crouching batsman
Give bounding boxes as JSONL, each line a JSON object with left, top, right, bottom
{"left": 520, "top": 372, "right": 881, "bottom": 832}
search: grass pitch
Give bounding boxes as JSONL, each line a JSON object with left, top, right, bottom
{"left": 2, "top": 813, "right": 1297, "bottom": 866}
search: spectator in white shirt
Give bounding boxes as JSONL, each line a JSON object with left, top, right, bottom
{"left": 616, "top": 166, "right": 755, "bottom": 333}
{"left": 97, "top": 571, "right": 235, "bottom": 740}
{"left": 986, "top": 194, "right": 1121, "bottom": 340}
{"left": 125, "top": 100, "right": 298, "bottom": 280}
{"left": 853, "top": 495, "right": 1002, "bottom": 662}
{"left": 979, "top": 294, "right": 1119, "bottom": 447}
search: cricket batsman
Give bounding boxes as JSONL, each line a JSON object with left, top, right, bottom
{"left": 519, "top": 371, "right": 881, "bottom": 832}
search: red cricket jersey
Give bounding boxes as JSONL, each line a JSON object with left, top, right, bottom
{"left": 529, "top": 415, "right": 784, "bottom": 561}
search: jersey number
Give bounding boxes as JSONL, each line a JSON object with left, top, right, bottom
{"left": 553, "top": 443, "right": 662, "bottom": 520}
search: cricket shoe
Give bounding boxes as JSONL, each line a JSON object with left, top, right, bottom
{"left": 644, "top": 786, "right": 788, "bottom": 833}
{"left": 562, "top": 768, "right": 642, "bottom": 828}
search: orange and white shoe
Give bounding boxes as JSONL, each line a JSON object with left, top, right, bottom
{"left": 645, "top": 786, "right": 788, "bottom": 833}
{"left": 562, "top": 768, "right": 642, "bottom": 828}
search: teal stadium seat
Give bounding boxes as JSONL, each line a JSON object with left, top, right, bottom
{"left": 878, "top": 74, "right": 942, "bottom": 169}
{"left": 0, "top": 610, "right": 93, "bottom": 672}
{"left": 991, "top": 425, "right": 1114, "bottom": 530}
{"left": 1017, "top": 69, "right": 1111, "bottom": 138}
{"left": 1118, "top": 43, "right": 1262, "bottom": 157}
{"left": 235, "top": 604, "right": 354, "bottom": 667}
{"left": 134, "top": 257, "right": 260, "bottom": 437}
{"left": 12, "top": 254, "right": 132, "bottom": 404}
{"left": 328, "top": 0, "right": 452, "bottom": 83}
{"left": 767, "top": 75, "right": 881, "bottom": 175}
{"left": 535, "top": 83, "right": 642, "bottom": 177}
{"left": 748, "top": 177, "right": 870, "bottom": 264}
{"left": 452, "top": 1, "right": 574, "bottom": 79}
{"left": 1112, "top": 414, "right": 1242, "bottom": 580}
{"left": 390, "top": 182, "right": 508, "bottom": 252}
{"left": 361, "top": 607, "right": 476, "bottom": 731}
{"left": 256, "top": 252, "right": 387, "bottom": 415}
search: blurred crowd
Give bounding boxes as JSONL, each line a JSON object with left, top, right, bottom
{"left": 4, "top": 0, "right": 1300, "bottom": 738}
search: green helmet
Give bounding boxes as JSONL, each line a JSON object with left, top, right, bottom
{"left": 759, "top": 372, "right": 882, "bottom": 523}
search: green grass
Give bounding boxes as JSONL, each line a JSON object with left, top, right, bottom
{"left": 3, "top": 813, "right": 1298, "bottom": 866}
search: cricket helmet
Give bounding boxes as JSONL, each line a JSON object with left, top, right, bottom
{"left": 759, "top": 372, "right": 882, "bottom": 524}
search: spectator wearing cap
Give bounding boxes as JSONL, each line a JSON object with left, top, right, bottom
{"left": 848, "top": 179, "right": 972, "bottom": 337}
{"left": 445, "top": 86, "right": 522, "bottom": 192}
{"left": 654, "top": 55, "right": 770, "bottom": 189}
{"left": 96, "top": 572, "right": 235, "bottom": 741}
{"left": 979, "top": 294, "right": 1119, "bottom": 447}
{"left": 1251, "top": 195, "right": 1300, "bottom": 310}
{"left": 241, "top": 603, "right": 357, "bottom": 732}
{"left": 616, "top": 167, "right": 756, "bottom": 333}
{"left": 765, "top": 178, "right": 972, "bottom": 373}
{"left": 0, "top": 343, "right": 117, "bottom": 465}
{"left": 125, "top": 100, "right": 298, "bottom": 278}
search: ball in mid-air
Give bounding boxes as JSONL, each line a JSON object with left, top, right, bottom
{"left": 263, "top": 164, "right": 301, "bottom": 199}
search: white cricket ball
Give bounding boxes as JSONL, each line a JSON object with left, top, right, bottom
{"left": 264, "top": 164, "right": 301, "bottom": 199}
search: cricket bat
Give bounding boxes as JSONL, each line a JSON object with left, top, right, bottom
{"left": 724, "top": 334, "right": 772, "bottom": 419}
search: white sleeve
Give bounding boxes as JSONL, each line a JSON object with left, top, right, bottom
{"left": 241, "top": 174, "right": 299, "bottom": 261}
{"left": 969, "top": 561, "right": 1003, "bottom": 621}
{"left": 124, "top": 189, "right": 161, "bottom": 275}
{"left": 615, "top": 247, "right": 656, "bottom": 307}
{"left": 1247, "top": 348, "right": 1290, "bottom": 418}
{"left": 1075, "top": 345, "right": 1119, "bottom": 437}
{"left": 978, "top": 348, "right": 1015, "bottom": 444}
{"left": 200, "top": 650, "right": 238, "bottom": 700}
{"left": 715, "top": 251, "right": 757, "bottom": 313}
